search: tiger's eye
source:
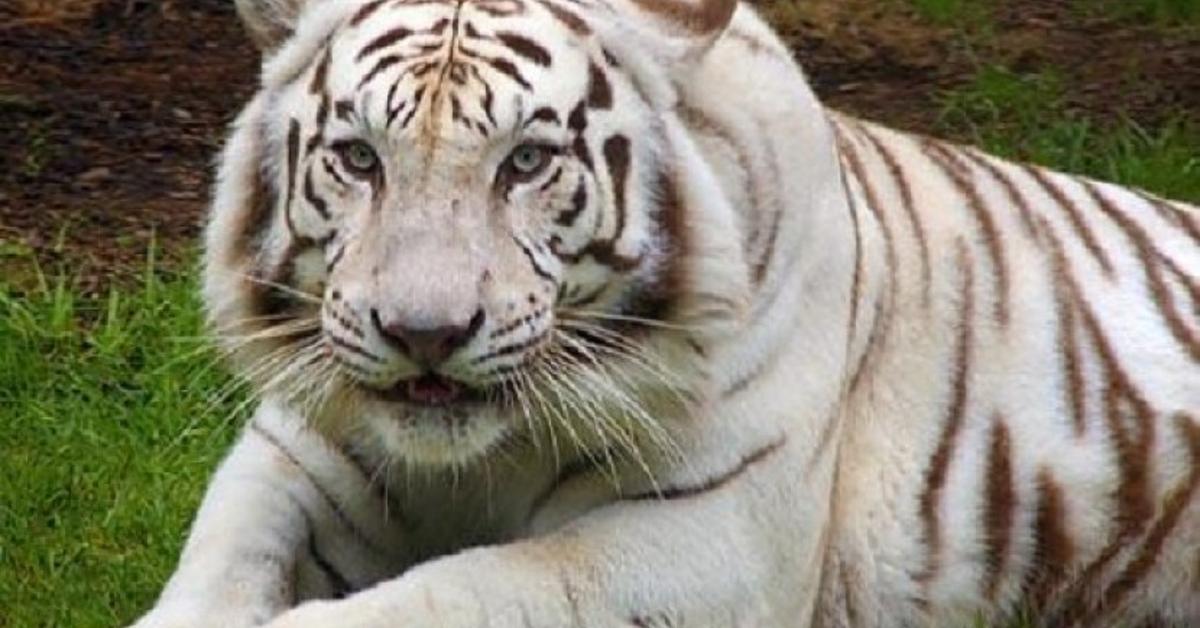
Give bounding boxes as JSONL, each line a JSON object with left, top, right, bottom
{"left": 338, "top": 141, "right": 379, "bottom": 175}
{"left": 509, "top": 144, "right": 550, "bottom": 176}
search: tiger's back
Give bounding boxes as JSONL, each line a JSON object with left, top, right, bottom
{"left": 655, "top": 11, "right": 1199, "bottom": 620}
{"left": 824, "top": 115, "right": 1200, "bottom": 626}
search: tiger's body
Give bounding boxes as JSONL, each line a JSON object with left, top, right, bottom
{"left": 134, "top": 1, "right": 1200, "bottom": 627}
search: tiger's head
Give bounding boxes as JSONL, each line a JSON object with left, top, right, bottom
{"left": 206, "top": 0, "right": 751, "bottom": 466}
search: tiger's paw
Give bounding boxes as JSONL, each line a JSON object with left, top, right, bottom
{"left": 263, "top": 550, "right": 629, "bottom": 628}
{"left": 128, "top": 603, "right": 274, "bottom": 628}
{"left": 128, "top": 613, "right": 238, "bottom": 628}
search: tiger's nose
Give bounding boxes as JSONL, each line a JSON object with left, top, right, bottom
{"left": 370, "top": 308, "right": 485, "bottom": 367}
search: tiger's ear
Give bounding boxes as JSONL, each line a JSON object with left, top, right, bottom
{"left": 609, "top": 0, "right": 738, "bottom": 59}
{"left": 235, "top": 0, "right": 309, "bottom": 52}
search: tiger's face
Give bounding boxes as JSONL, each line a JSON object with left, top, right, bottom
{"left": 212, "top": 0, "right": 695, "bottom": 466}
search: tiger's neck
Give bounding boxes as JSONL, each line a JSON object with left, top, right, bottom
{"left": 664, "top": 22, "right": 879, "bottom": 474}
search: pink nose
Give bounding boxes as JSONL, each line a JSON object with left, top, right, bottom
{"left": 370, "top": 308, "right": 485, "bottom": 367}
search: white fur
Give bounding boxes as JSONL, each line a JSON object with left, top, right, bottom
{"left": 135, "top": 2, "right": 1200, "bottom": 627}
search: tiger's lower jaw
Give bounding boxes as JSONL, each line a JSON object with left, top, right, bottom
{"left": 356, "top": 399, "right": 517, "bottom": 467}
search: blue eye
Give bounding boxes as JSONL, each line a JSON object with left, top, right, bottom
{"left": 336, "top": 140, "right": 379, "bottom": 175}
{"left": 508, "top": 144, "right": 551, "bottom": 177}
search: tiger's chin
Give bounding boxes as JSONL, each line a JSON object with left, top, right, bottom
{"left": 354, "top": 393, "right": 516, "bottom": 467}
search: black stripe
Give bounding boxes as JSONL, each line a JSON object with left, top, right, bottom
{"left": 567, "top": 101, "right": 586, "bottom": 132}
{"left": 539, "top": 166, "right": 565, "bottom": 192}
{"left": 327, "top": 299, "right": 364, "bottom": 339}
{"left": 386, "top": 101, "right": 409, "bottom": 129}
{"left": 534, "top": 0, "right": 591, "bottom": 34}
{"left": 496, "top": 32, "right": 552, "bottom": 66}
{"left": 307, "top": 532, "right": 353, "bottom": 598}
{"left": 285, "top": 119, "right": 302, "bottom": 237}
{"left": 327, "top": 241, "right": 348, "bottom": 273}
{"left": 1023, "top": 164, "right": 1115, "bottom": 276}
{"left": 586, "top": 62, "right": 613, "bottom": 109}
{"left": 478, "top": 69, "right": 498, "bottom": 127}
{"left": 489, "top": 306, "right": 549, "bottom": 340}
{"left": 309, "top": 47, "right": 332, "bottom": 95}
{"left": 249, "top": 422, "right": 391, "bottom": 557}
{"left": 565, "top": 284, "right": 606, "bottom": 308}
{"left": 356, "top": 27, "right": 413, "bottom": 62}
{"left": 308, "top": 93, "right": 330, "bottom": 154}
{"left": 350, "top": 0, "right": 388, "bottom": 26}
{"left": 303, "top": 168, "right": 331, "bottom": 220}
{"left": 626, "top": 438, "right": 787, "bottom": 501}
{"left": 555, "top": 176, "right": 587, "bottom": 226}
{"left": 358, "top": 54, "right": 404, "bottom": 89}
{"left": 603, "top": 135, "right": 632, "bottom": 243}
{"left": 322, "top": 157, "right": 349, "bottom": 187}
{"left": 482, "top": 55, "right": 532, "bottom": 90}
{"left": 399, "top": 86, "right": 426, "bottom": 129}
{"left": 333, "top": 357, "right": 373, "bottom": 379}
{"left": 471, "top": 331, "right": 549, "bottom": 365}
{"left": 526, "top": 106, "right": 561, "bottom": 127}
{"left": 514, "top": 236, "right": 556, "bottom": 282}
{"left": 335, "top": 99, "right": 356, "bottom": 122}
{"left": 327, "top": 331, "right": 385, "bottom": 364}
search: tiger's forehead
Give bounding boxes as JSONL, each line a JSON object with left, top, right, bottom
{"left": 323, "top": 0, "right": 595, "bottom": 143}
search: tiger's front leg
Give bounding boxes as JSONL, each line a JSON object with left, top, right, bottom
{"left": 131, "top": 402, "right": 408, "bottom": 628}
{"left": 263, "top": 437, "right": 820, "bottom": 628}
{"left": 261, "top": 546, "right": 635, "bottom": 628}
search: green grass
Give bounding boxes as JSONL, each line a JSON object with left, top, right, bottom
{"left": 939, "top": 65, "right": 1200, "bottom": 203}
{"left": 907, "top": 0, "right": 991, "bottom": 26}
{"left": 1083, "top": 0, "right": 1200, "bottom": 26}
{"left": 0, "top": 260, "right": 243, "bottom": 627}
{"left": 905, "top": 0, "right": 1200, "bottom": 28}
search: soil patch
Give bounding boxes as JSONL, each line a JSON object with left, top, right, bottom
{"left": 0, "top": 0, "right": 257, "bottom": 291}
{"left": 762, "top": 0, "right": 1200, "bottom": 131}
{"left": 1, "top": 0, "right": 1196, "bottom": 290}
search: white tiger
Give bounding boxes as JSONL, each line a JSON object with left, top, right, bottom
{"left": 133, "top": 0, "right": 1200, "bottom": 626}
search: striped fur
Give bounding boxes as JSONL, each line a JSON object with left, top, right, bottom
{"left": 134, "top": 1, "right": 1199, "bottom": 627}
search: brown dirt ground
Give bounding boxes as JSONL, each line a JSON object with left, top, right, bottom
{"left": 1, "top": 0, "right": 1197, "bottom": 292}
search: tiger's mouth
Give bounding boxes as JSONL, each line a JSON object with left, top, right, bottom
{"left": 370, "top": 373, "right": 495, "bottom": 407}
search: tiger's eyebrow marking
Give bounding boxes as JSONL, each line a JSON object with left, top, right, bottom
{"left": 335, "top": 99, "right": 357, "bottom": 122}
{"left": 494, "top": 31, "right": 552, "bottom": 66}
{"left": 359, "top": 54, "right": 406, "bottom": 89}
{"left": 349, "top": 0, "right": 389, "bottom": 27}
{"left": 534, "top": 0, "right": 591, "bottom": 34}
{"left": 477, "top": 54, "right": 532, "bottom": 90}
{"left": 524, "top": 106, "right": 561, "bottom": 128}
{"left": 356, "top": 27, "right": 414, "bottom": 62}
